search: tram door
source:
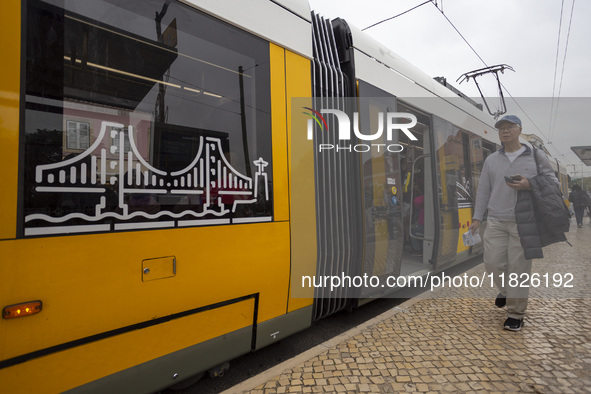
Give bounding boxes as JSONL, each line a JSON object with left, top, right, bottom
{"left": 431, "top": 115, "right": 466, "bottom": 270}
{"left": 399, "top": 106, "right": 435, "bottom": 275}
{"left": 355, "top": 92, "right": 405, "bottom": 299}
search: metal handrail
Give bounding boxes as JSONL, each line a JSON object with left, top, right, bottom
{"left": 408, "top": 154, "right": 434, "bottom": 242}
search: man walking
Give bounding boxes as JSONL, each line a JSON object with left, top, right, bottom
{"left": 468, "top": 115, "right": 559, "bottom": 331}
{"left": 569, "top": 184, "right": 591, "bottom": 228}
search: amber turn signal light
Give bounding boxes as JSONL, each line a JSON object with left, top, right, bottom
{"left": 3, "top": 301, "right": 42, "bottom": 319}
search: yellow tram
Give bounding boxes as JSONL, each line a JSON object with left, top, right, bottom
{"left": 0, "top": 1, "right": 567, "bottom": 392}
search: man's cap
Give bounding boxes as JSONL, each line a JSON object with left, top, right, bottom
{"left": 495, "top": 115, "right": 522, "bottom": 128}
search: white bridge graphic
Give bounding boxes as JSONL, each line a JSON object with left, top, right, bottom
{"left": 25, "top": 121, "right": 270, "bottom": 236}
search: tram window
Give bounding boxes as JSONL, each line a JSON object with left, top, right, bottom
{"left": 458, "top": 131, "right": 474, "bottom": 208}
{"left": 22, "top": 0, "right": 273, "bottom": 237}
{"left": 433, "top": 126, "right": 475, "bottom": 208}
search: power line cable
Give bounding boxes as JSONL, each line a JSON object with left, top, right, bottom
{"left": 362, "top": 1, "right": 497, "bottom": 100}
{"left": 548, "top": 0, "right": 565, "bottom": 143}
{"left": 362, "top": 0, "right": 578, "bottom": 165}
{"left": 362, "top": 0, "right": 433, "bottom": 31}
{"left": 549, "top": 0, "right": 576, "bottom": 144}
{"left": 431, "top": 4, "right": 500, "bottom": 111}
{"left": 430, "top": 2, "right": 576, "bottom": 164}
{"left": 432, "top": 5, "right": 488, "bottom": 67}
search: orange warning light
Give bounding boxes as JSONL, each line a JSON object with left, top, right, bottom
{"left": 3, "top": 301, "right": 42, "bottom": 319}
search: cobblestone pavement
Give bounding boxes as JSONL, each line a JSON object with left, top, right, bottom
{"left": 229, "top": 220, "right": 591, "bottom": 393}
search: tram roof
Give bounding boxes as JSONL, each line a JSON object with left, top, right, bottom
{"left": 345, "top": 21, "right": 498, "bottom": 141}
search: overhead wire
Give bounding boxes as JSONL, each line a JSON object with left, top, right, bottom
{"left": 548, "top": 0, "right": 565, "bottom": 145}
{"left": 361, "top": 0, "right": 578, "bottom": 167}
{"left": 362, "top": 0, "right": 499, "bottom": 99}
{"left": 548, "top": 0, "right": 576, "bottom": 145}
{"left": 361, "top": 0, "right": 433, "bottom": 31}
{"left": 432, "top": 5, "right": 487, "bottom": 68}
{"left": 430, "top": 1, "right": 577, "bottom": 166}
{"left": 433, "top": 4, "right": 503, "bottom": 108}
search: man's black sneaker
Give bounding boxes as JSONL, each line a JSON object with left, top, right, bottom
{"left": 503, "top": 318, "right": 524, "bottom": 331}
{"left": 495, "top": 293, "right": 506, "bottom": 308}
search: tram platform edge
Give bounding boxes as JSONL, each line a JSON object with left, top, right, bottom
{"left": 220, "top": 297, "right": 424, "bottom": 394}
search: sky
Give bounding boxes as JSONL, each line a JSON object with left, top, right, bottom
{"left": 307, "top": 0, "right": 591, "bottom": 179}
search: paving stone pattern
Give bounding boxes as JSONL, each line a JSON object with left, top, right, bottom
{"left": 245, "top": 220, "right": 591, "bottom": 393}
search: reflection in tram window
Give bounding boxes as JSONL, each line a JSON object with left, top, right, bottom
{"left": 355, "top": 83, "right": 404, "bottom": 297}
{"left": 22, "top": 0, "right": 273, "bottom": 236}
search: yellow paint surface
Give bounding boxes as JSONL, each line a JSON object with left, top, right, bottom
{"left": 0, "top": 223, "right": 290, "bottom": 360}
{"left": 0, "top": 299, "right": 254, "bottom": 393}
{"left": 270, "top": 43, "right": 290, "bottom": 222}
{"left": 284, "top": 50, "right": 317, "bottom": 311}
{"left": 456, "top": 208, "right": 473, "bottom": 253}
{"left": 0, "top": 0, "right": 20, "bottom": 240}
{"left": 0, "top": 221, "right": 291, "bottom": 394}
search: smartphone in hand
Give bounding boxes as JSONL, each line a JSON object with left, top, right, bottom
{"left": 504, "top": 175, "right": 521, "bottom": 184}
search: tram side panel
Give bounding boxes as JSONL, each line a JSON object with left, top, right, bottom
{"left": 284, "top": 49, "right": 317, "bottom": 314}
{"left": 0, "top": 1, "right": 314, "bottom": 393}
{"left": 0, "top": 0, "right": 19, "bottom": 240}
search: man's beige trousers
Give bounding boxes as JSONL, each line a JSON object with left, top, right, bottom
{"left": 483, "top": 220, "right": 532, "bottom": 319}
